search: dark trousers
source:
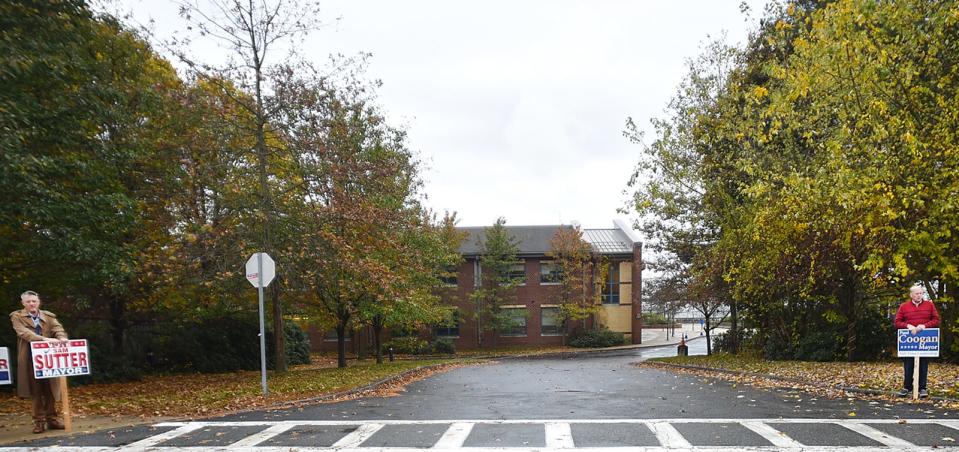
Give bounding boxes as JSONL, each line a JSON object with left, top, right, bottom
{"left": 902, "top": 357, "right": 931, "bottom": 390}
{"left": 27, "top": 377, "right": 56, "bottom": 421}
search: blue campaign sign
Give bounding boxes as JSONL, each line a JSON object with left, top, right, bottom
{"left": 898, "top": 328, "right": 940, "bottom": 358}
{"left": 0, "top": 347, "right": 10, "bottom": 385}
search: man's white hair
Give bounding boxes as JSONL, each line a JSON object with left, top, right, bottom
{"left": 910, "top": 285, "right": 925, "bottom": 293}
{"left": 20, "top": 290, "right": 39, "bottom": 300}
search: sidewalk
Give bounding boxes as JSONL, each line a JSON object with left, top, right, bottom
{"left": 641, "top": 323, "right": 724, "bottom": 347}
{"left": 0, "top": 413, "right": 167, "bottom": 446}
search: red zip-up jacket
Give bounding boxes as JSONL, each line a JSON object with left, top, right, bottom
{"left": 894, "top": 299, "right": 940, "bottom": 329}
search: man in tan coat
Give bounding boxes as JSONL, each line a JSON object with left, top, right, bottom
{"left": 10, "top": 290, "right": 69, "bottom": 434}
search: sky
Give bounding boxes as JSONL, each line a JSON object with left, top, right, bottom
{"left": 113, "top": 0, "right": 770, "bottom": 234}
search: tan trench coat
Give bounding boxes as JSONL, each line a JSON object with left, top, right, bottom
{"left": 9, "top": 309, "right": 68, "bottom": 399}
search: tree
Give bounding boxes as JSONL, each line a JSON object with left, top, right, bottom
{"left": 0, "top": 1, "right": 183, "bottom": 354}
{"left": 469, "top": 218, "right": 521, "bottom": 347}
{"left": 546, "top": 226, "right": 601, "bottom": 336}
{"left": 173, "top": 0, "right": 324, "bottom": 372}
{"left": 274, "top": 68, "right": 426, "bottom": 367}
{"left": 359, "top": 210, "right": 465, "bottom": 364}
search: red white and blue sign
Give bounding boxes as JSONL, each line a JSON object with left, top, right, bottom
{"left": 897, "top": 328, "right": 940, "bottom": 358}
{"left": 0, "top": 347, "right": 10, "bottom": 385}
{"left": 30, "top": 340, "right": 91, "bottom": 379}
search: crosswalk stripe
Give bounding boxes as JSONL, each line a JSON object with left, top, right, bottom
{"left": 332, "top": 423, "right": 385, "bottom": 448}
{"left": 10, "top": 418, "right": 959, "bottom": 451}
{"left": 433, "top": 422, "right": 475, "bottom": 448}
{"left": 740, "top": 421, "right": 803, "bottom": 448}
{"left": 835, "top": 422, "right": 917, "bottom": 448}
{"left": 228, "top": 423, "right": 295, "bottom": 447}
{"left": 545, "top": 422, "right": 574, "bottom": 449}
{"left": 117, "top": 424, "right": 204, "bottom": 451}
{"left": 648, "top": 422, "right": 692, "bottom": 448}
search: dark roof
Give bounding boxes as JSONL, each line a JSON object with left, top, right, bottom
{"left": 458, "top": 224, "right": 636, "bottom": 257}
{"left": 458, "top": 225, "right": 569, "bottom": 256}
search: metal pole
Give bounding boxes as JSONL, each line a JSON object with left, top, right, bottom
{"left": 258, "top": 253, "right": 268, "bottom": 396}
{"left": 913, "top": 356, "right": 920, "bottom": 400}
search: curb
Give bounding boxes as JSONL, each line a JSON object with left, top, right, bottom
{"left": 416, "top": 334, "right": 712, "bottom": 362}
{"left": 644, "top": 361, "right": 957, "bottom": 402}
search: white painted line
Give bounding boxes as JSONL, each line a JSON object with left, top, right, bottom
{"left": 740, "top": 421, "right": 803, "bottom": 448}
{"left": 118, "top": 423, "right": 204, "bottom": 451}
{"left": 545, "top": 422, "right": 575, "bottom": 449}
{"left": 648, "top": 422, "right": 692, "bottom": 448}
{"left": 331, "top": 423, "right": 385, "bottom": 449}
{"left": 836, "top": 421, "right": 916, "bottom": 448}
{"left": 433, "top": 422, "right": 475, "bottom": 448}
{"left": 152, "top": 418, "right": 959, "bottom": 426}
{"left": 3, "top": 446, "right": 953, "bottom": 451}
{"left": 228, "top": 423, "right": 295, "bottom": 447}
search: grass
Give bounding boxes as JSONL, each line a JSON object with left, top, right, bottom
{"left": 0, "top": 357, "right": 473, "bottom": 418}
{"left": 647, "top": 353, "right": 959, "bottom": 400}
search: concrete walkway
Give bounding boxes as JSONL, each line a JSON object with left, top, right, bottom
{"left": 641, "top": 323, "right": 725, "bottom": 347}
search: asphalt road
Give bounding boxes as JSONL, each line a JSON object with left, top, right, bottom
{"left": 4, "top": 339, "right": 959, "bottom": 450}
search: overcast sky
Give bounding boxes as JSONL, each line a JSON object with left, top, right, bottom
{"left": 115, "top": 0, "right": 769, "bottom": 234}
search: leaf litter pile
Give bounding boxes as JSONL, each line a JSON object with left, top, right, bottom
{"left": 640, "top": 354, "right": 959, "bottom": 409}
{"left": 0, "top": 358, "right": 484, "bottom": 419}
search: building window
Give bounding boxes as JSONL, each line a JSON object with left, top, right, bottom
{"left": 540, "top": 261, "right": 562, "bottom": 284}
{"left": 434, "top": 311, "right": 460, "bottom": 338}
{"left": 541, "top": 306, "right": 563, "bottom": 335}
{"left": 439, "top": 265, "right": 458, "bottom": 286}
{"left": 501, "top": 307, "right": 528, "bottom": 337}
{"left": 601, "top": 262, "right": 620, "bottom": 304}
{"left": 507, "top": 262, "right": 526, "bottom": 285}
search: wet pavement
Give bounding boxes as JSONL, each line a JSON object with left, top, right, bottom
{"left": 3, "top": 339, "right": 957, "bottom": 450}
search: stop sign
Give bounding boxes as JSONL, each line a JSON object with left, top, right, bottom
{"left": 245, "top": 253, "right": 276, "bottom": 288}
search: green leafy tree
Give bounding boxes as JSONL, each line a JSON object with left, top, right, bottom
{"left": 469, "top": 218, "right": 521, "bottom": 346}
{"left": 545, "top": 226, "right": 601, "bottom": 336}
{"left": 0, "top": 1, "right": 183, "bottom": 354}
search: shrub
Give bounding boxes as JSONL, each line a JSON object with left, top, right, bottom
{"left": 569, "top": 327, "right": 625, "bottom": 348}
{"left": 431, "top": 338, "right": 456, "bottom": 354}
{"left": 794, "top": 330, "right": 843, "bottom": 362}
{"left": 383, "top": 336, "right": 430, "bottom": 355}
{"left": 282, "top": 320, "right": 312, "bottom": 366}
{"left": 125, "top": 313, "right": 311, "bottom": 376}
{"left": 713, "top": 328, "right": 753, "bottom": 354}
{"left": 763, "top": 332, "right": 795, "bottom": 361}
{"left": 642, "top": 312, "right": 668, "bottom": 325}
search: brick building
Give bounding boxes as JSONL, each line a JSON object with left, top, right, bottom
{"left": 308, "top": 220, "right": 643, "bottom": 352}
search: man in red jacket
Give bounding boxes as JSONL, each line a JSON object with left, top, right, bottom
{"left": 895, "top": 285, "right": 940, "bottom": 398}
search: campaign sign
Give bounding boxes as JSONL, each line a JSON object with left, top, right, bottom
{"left": 898, "top": 328, "right": 940, "bottom": 358}
{"left": 0, "top": 347, "right": 10, "bottom": 385}
{"left": 30, "top": 340, "right": 90, "bottom": 379}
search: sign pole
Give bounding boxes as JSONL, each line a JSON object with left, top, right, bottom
{"left": 60, "top": 376, "right": 72, "bottom": 432}
{"left": 913, "top": 356, "right": 920, "bottom": 400}
{"left": 257, "top": 253, "right": 268, "bottom": 396}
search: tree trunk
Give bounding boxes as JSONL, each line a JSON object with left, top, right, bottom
{"left": 373, "top": 322, "right": 383, "bottom": 364}
{"left": 336, "top": 323, "right": 348, "bottom": 368}
{"left": 272, "top": 282, "right": 287, "bottom": 373}
{"left": 705, "top": 319, "right": 712, "bottom": 355}
{"left": 729, "top": 298, "right": 739, "bottom": 354}
{"left": 476, "top": 299, "right": 483, "bottom": 348}
{"left": 843, "top": 276, "right": 861, "bottom": 361}
{"left": 252, "top": 39, "right": 285, "bottom": 374}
